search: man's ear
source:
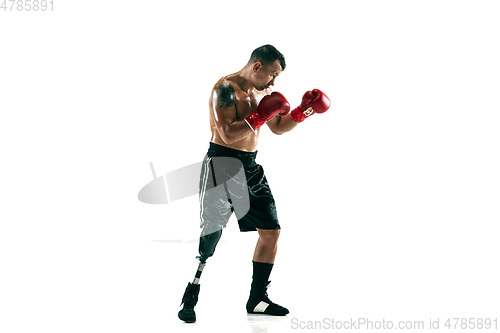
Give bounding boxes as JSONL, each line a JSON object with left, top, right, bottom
{"left": 252, "top": 62, "right": 262, "bottom": 73}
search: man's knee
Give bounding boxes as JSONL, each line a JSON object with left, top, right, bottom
{"left": 199, "top": 225, "right": 223, "bottom": 263}
{"left": 257, "top": 229, "right": 280, "bottom": 246}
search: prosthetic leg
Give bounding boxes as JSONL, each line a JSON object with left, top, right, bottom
{"left": 178, "top": 224, "right": 223, "bottom": 323}
{"left": 178, "top": 155, "right": 243, "bottom": 323}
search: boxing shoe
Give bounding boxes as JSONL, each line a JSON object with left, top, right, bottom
{"left": 178, "top": 282, "right": 200, "bottom": 323}
{"left": 246, "top": 281, "right": 289, "bottom": 316}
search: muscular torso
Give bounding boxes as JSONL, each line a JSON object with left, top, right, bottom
{"left": 209, "top": 74, "right": 270, "bottom": 152}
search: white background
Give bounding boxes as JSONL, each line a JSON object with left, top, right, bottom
{"left": 1, "top": 1, "right": 499, "bottom": 332}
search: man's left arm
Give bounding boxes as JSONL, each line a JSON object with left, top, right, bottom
{"left": 266, "top": 114, "right": 298, "bottom": 135}
{"left": 266, "top": 89, "right": 331, "bottom": 135}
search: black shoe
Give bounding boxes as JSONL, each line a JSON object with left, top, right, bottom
{"left": 246, "top": 281, "right": 289, "bottom": 316}
{"left": 178, "top": 283, "right": 200, "bottom": 323}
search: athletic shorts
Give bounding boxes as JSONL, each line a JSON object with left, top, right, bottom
{"left": 199, "top": 142, "right": 280, "bottom": 232}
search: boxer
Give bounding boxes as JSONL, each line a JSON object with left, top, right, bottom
{"left": 178, "top": 44, "right": 330, "bottom": 323}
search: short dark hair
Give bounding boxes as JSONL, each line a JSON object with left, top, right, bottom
{"left": 248, "top": 44, "right": 286, "bottom": 71}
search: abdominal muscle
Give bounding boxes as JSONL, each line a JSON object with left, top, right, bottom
{"left": 209, "top": 112, "right": 260, "bottom": 152}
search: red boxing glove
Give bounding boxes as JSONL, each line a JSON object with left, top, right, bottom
{"left": 291, "top": 89, "right": 331, "bottom": 123}
{"left": 245, "top": 92, "right": 290, "bottom": 131}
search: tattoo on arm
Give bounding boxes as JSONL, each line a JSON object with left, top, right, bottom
{"left": 216, "top": 82, "right": 235, "bottom": 109}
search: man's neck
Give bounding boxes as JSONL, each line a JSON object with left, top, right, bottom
{"left": 235, "top": 66, "right": 256, "bottom": 94}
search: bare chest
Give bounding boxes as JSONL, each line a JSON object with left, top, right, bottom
{"left": 234, "top": 92, "right": 262, "bottom": 121}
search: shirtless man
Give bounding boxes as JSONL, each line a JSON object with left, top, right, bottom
{"left": 178, "top": 45, "right": 330, "bottom": 323}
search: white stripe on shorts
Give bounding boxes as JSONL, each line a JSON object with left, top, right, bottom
{"left": 199, "top": 157, "right": 211, "bottom": 224}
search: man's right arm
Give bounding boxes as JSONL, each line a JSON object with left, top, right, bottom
{"left": 212, "top": 82, "right": 254, "bottom": 145}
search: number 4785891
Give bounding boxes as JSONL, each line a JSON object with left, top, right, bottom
{"left": 1, "top": 0, "right": 54, "bottom": 11}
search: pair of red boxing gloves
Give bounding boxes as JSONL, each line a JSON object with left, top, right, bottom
{"left": 245, "top": 89, "right": 331, "bottom": 131}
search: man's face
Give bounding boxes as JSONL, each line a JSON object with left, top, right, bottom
{"left": 253, "top": 60, "right": 282, "bottom": 91}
